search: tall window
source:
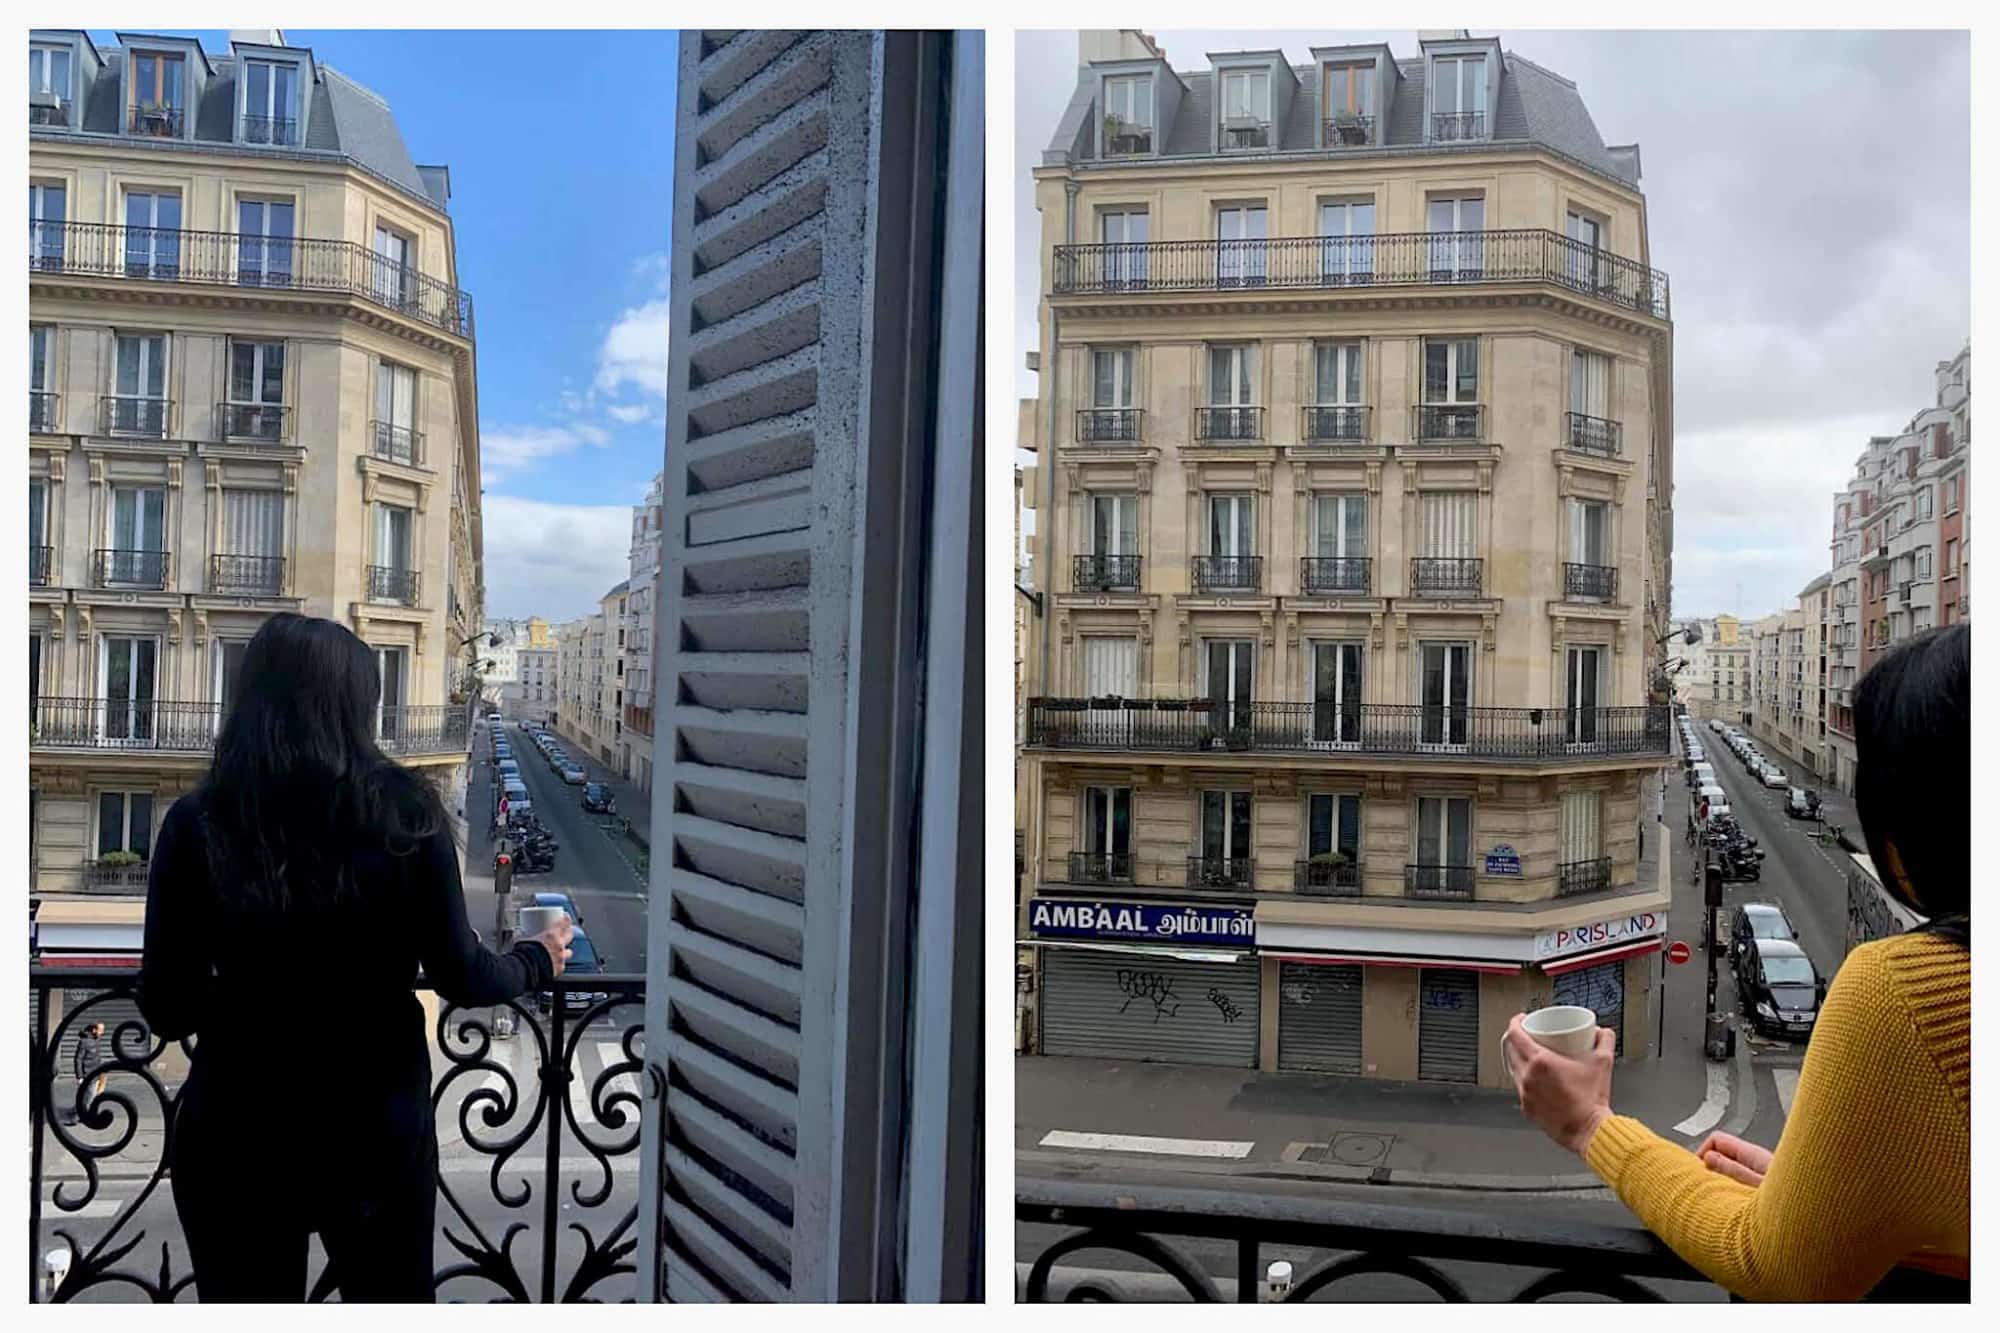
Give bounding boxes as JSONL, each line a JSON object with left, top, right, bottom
{"left": 100, "top": 636, "right": 159, "bottom": 742}
{"left": 1097, "top": 209, "right": 1149, "bottom": 288}
{"left": 30, "top": 44, "right": 73, "bottom": 102}
{"left": 1220, "top": 69, "right": 1271, "bottom": 146}
{"left": 1430, "top": 55, "right": 1488, "bottom": 139}
{"left": 1562, "top": 791, "right": 1603, "bottom": 867}
{"left": 1569, "top": 498, "right": 1609, "bottom": 568}
{"left": 1423, "top": 338, "right": 1479, "bottom": 405}
{"left": 227, "top": 339, "right": 286, "bottom": 441}
{"left": 376, "top": 646, "right": 408, "bottom": 738}
{"left": 1198, "top": 790, "right": 1253, "bottom": 874}
{"left": 1426, "top": 195, "right": 1486, "bottom": 279}
{"left": 29, "top": 479, "right": 49, "bottom": 583}
{"left": 30, "top": 325, "right": 55, "bottom": 432}
{"left": 241, "top": 59, "right": 300, "bottom": 145}
{"left": 1209, "top": 493, "right": 1255, "bottom": 559}
{"left": 216, "top": 639, "right": 251, "bottom": 714}
{"left": 1415, "top": 796, "right": 1473, "bottom": 874}
{"left": 1311, "top": 642, "right": 1363, "bottom": 747}
{"left": 29, "top": 181, "right": 67, "bottom": 270}
{"left": 1945, "top": 476, "right": 1960, "bottom": 513}
{"left": 1091, "top": 347, "right": 1134, "bottom": 409}
{"left": 1101, "top": 75, "right": 1153, "bottom": 152}
{"left": 98, "top": 791, "right": 156, "bottom": 859}
{"left": 1317, "top": 200, "right": 1375, "bottom": 284}
{"left": 375, "top": 360, "right": 418, "bottom": 462}
{"left": 1205, "top": 639, "right": 1255, "bottom": 733}
{"left": 128, "top": 51, "right": 187, "bottom": 133}
{"left": 237, "top": 198, "right": 295, "bottom": 286}
{"left": 113, "top": 333, "right": 169, "bottom": 435}
{"left": 1566, "top": 645, "right": 1603, "bottom": 744}
{"left": 372, "top": 224, "right": 413, "bottom": 307}
{"left": 1080, "top": 786, "right": 1132, "bottom": 880}
{"left": 1312, "top": 494, "right": 1367, "bottom": 559}
{"left": 107, "top": 485, "right": 166, "bottom": 586}
{"left": 1916, "top": 487, "right": 1934, "bottom": 520}
{"left": 1571, "top": 349, "right": 1611, "bottom": 428}
{"left": 1566, "top": 209, "right": 1609, "bottom": 291}
{"left": 1420, "top": 491, "right": 1477, "bottom": 562}
{"left": 1090, "top": 495, "right": 1137, "bottom": 558}
{"left": 1315, "top": 340, "right": 1363, "bottom": 408}
{"left": 1307, "top": 792, "right": 1361, "bottom": 861}
{"left": 1209, "top": 344, "right": 1255, "bottom": 407}
{"left": 220, "top": 489, "right": 284, "bottom": 594}
{"left": 123, "top": 189, "right": 182, "bottom": 279}
{"left": 376, "top": 503, "right": 413, "bottom": 571}
{"left": 1324, "top": 62, "right": 1376, "bottom": 121}
{"left": 1215, "top": 205, "right": 1268, "bottom": 287}
{"left": 1419, "top": 642, "right": 1473, "bottom": 749}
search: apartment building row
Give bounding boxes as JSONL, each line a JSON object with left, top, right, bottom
{"left": 1017, "top": 31, "right": 1674, "bottom": 1088}
{"left": 29, "top": 29, "right": 483, "bottom": 948}
{"left": 1672, "top": 614, "right": 1751, "bottom": 722}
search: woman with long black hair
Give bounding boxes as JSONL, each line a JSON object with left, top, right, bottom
{"left": 138, "top": 613, "right": 573, "bottom": 1302}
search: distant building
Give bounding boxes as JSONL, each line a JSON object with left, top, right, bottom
{"left": 622, "top": 472, "right": 663, "bottom": 793}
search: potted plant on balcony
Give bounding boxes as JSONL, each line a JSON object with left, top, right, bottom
{"left": 1225, "top": 725, "right": 1254, "bottom": 751}
{"left": 1307, "top": 851, "right": 1349, "bottom": 888}
{"left": 136, "top": 101, "right": 174, "bottom": 134}
{"left": 1200, "top": 860, "right": 1244, "bottom": 889}
{"left": 1330, "top": 111, "right": 1369, "bottom": 145}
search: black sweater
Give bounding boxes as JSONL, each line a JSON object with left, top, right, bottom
{"left": 137, "top": 791, "right": 554, "bottom": 1108}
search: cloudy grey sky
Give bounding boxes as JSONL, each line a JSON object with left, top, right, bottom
{"left": 1013, "top": 28, "right": 1971, "bottom": 622}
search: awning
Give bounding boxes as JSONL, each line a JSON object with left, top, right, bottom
{"left": 1024, "top": 940, "right": 1247, "bottom": 965}
{"left": 1264, "top": 951, "right": 1522, "bottom": 975}
{"left": 1541, "top": 938, "right": 1665, "bottom": 976}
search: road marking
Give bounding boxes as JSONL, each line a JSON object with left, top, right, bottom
{"left": 1673, "top": 1062, "right": 1731, "bottom": 1138}
{"left": 1037, "top": 1130, "right": 1254, "bottom": 1158}
{"left": 38, "top": 1195, "right": 126, "bottom": 1220}
{"left": 1772, "top": 1067, "right": 1800, "bottom": 1119}
{"left": 596, "top": 1041, "right": 640, "bottom": 1101}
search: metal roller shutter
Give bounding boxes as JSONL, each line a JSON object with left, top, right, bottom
{"left": 1276, "top": 962, "right": 1363, "bottom": 1074}
{"left": 1417, "top": 968, "right": 1480, "bottom": 1083}
{"left": 1039, "top": 950, "right": 1260, "bottom": 1068}
{"left": 1554, "top": 960, "right": 1625, "bottom": 1056}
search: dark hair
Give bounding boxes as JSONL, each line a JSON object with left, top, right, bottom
{"left": 1853, "top": 623, "right": 1967, "bottom": 948}
{"left": 198, "top": 613, "right": 441, "bottom": 912}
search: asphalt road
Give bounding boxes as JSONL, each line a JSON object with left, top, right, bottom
{"left": 467, "top": 721, "right": 650, "bottom": 977}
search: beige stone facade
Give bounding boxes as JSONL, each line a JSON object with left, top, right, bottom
{"left": 1018, "top": 34, "right": 1674, "bottom": 1085}
{"left": 28, "top": 31, "right": 481, "bottom": 904}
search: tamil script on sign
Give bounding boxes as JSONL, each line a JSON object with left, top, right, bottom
{"left": 1028, "top": 898, "right": 1255, "bottom": 946}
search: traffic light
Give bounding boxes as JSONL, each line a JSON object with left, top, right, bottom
{"left": 495, "top": 850, "right": 514, "bottom": 898}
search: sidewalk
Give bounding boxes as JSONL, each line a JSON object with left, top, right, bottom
{"left": 542, "top": 722, "right": 653, "bottom": 848}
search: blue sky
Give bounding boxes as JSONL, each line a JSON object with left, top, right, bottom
{"left": 130, "top": 29, "right": 679, "bottom": 621}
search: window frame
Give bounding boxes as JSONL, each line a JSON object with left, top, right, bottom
{"left": 227, "top": 337, "right": 287, "bottom": 406}
{"left": 95, "top": 789, "right": 157, "bottom": 860}
{"left": 239, "top": 56, "right": 303, "bottom": 145}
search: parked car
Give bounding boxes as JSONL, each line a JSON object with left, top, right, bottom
{"left": 561, "top": 764, "right": 587, "bottom": 785}
{"left": 498, "top": 761, "right": 521, "bottom": 783}
{"left": 1732, "top": 900, "right": 1801, "bottom": 954}
{"left": 1709, "top": 719, "right": 1726, "bottom": 733}
{"left": 1762, "top": 768, "right": 1789, "bottom": 789}
{"left": 537, "top": 925, "right": 608, "bottom": 1014}
{"left": 1786, "top": 787, "right": 1822, "bottom": 819}
{"left": 1734, "top": 936, "right": 1824, "bottom": 1039}
{"left": 1692, "top": 763, "right": 1716, "bottom": 788}
{"left": 581, "top": 782, "right": 617, "bottom": 814}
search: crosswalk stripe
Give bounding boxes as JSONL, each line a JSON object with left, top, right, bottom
{"left": 1038, "top": 1130, "right": 1254, "bottom": 1158}
{"left": 1772, "top": 1067, "right": 1800, "bottom": 1119}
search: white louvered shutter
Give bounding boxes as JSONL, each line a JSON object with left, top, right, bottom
{"left": 638, "top": 31, "right": 981, "bottom": 1304}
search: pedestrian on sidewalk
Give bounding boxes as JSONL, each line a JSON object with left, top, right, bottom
{"left": 59, "top": 1021, "right": 107, "bottom": 1126}
{"left": 1503, "top": 624, "right": 1969, "bottom": 1301}
{"left": 135, "top": 613, "right": 576, "bottom": 1304}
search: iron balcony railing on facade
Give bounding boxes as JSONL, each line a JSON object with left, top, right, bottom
{"left": 30, "top": 698, "right": 219, "bottom": 751}
{"left": 1102, "top": 126, "right": 1153, "bottom": 156}
{"left": 1300, "top": 556, "right": 1371, "bottom": 596}
{"left": 1566, "top": 411, "right": 1622, "bottom": 458}
{"left": 209, "top": 554, "right": 285, "bottom": 597}
{"left": 30, "top": 101, "right": 70, "bottom": 128}
{"left": 368, "top": 565, "right": 422, "bottom": 606}
{"left": 78, "top": 862, "right": 151, "bottom": 893}
{"left": 1413, "top": 403, "right": 1484, "bottom": 443}
{"left": 27, "top": 222, "right": 476, "bottom": 339}
{"left": 1051, "top": 228, "right": 1670, "bottom": 320}
{"left": 1193, "top": 555, "right": 1264, "bottom": 593}
{"left": 1187, "top": 856, "right": 1254, "bottom": 889}
{"left": 128, "top": 105, "right": 186, "bottom": 137}
{"left": 1068, "top": 851, "right": 1134, "bottom": 885}
{"left": 1075, "top": 407, "right": 1143, "bottom": 443}
{"left": 216, "top": 401, "right": 290, "bottom": 444}
{"left": 31, "top": 965, "right": 644, "bottom": 1303}
{"left": 240, "top": 113, "right": 298, "bottom": 146}
{"left": 1558, "top": 856, "right": 1614, "bottom": 898}
{"left": 31, "top": 546, "right": 54, "bottom": 588}
{"left": 100, "top": 395, "right": 171, "bottom": 438}
{"left": 1074, "top": 554, "right": 1141, "bottom": 592}
{"left": 1564, "top": 562, "right": 1618, "bottom": 602}
{"left": 1222, "top": 120, "right": 1273, "bottom": 150}
{"left": 372, "top": 419, "right": 425, "bottom": 465}
{"left": 94, "top": 549, "right": 169, "bottom": 590}
{"left": 1411, "top": 556, "right": 1483, "bottom": 597}
{"left": 1196, "top": 406, "right": 1264, "bottom": 442}
{"left": 1301, "top": 404, "right": 1370, "bottom": 443}
{"left": 376, "top": 703, "right": 473, "bottom": 756}
{"left": 1406, "top": 863, "right": 1475, "bottom": 899}
{"left": 30, "top": 391, "right": 61, "bottom": 433}
{"left": 1323, "top": 114, "right": 1375, "bottom": 146}
{"left": 1294, "top": 858, "right": 1362, "bottom": 895}
{"left": 1431, "top": 111, "right": 1487, "bottom": 142}
{"left": 1025, "top": 698, "right": 1672, "bottom": 762}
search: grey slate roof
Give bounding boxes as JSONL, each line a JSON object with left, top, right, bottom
{"left": 1052, "top": 48, "right": 1640, "bottom": 190}
{"left": 38, "top": 36, "right": 450, "bottom": 213}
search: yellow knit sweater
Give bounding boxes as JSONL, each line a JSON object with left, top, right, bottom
{"left": 1584, "top": 930, "right": 1969, "bottom": 1301}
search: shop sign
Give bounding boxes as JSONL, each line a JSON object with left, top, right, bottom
{"left": 1533, "top": 910, "right": 1665, "bottom": 963}
{"left": 1483, "top": 844, "right": 1522, "bottom": 876}
{"left": 1028, "top": 897, "right": 1254, "bottom": 947}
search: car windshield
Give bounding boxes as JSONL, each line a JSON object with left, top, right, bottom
{"left": 1747, "top": 912, "right": 1790, "bottom": 939}
{"left": 1763, "top": 954, "right": 1815, "bottom": 985}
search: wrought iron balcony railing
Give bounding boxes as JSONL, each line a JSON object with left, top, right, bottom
{"left": 1322, "top": 114, "right": 1375, "bottom": 146}
{"left": 216, "top": 401, "right": 290, "bottom": 444}
{"left": 27, "top": 222, "right": 475, "bottom": 338}
{"left": 1193, "top": 555, "right": 1264, "bottom": 593}
{"left": 30, "top": 101, "right": 71, "bottom": 128}
{"left": 1566, "top": 411, "right": 1622, "bottom": 458}
{"left": 209, "top": 554, "right": 285, "bottom": 596}
{"left": 1558, "top": 855, "right": 1614, "bottom": 898}
{"left": 369, "top": 564, "right": 422, "bottom": 605}
{"left": 1411, "top": 556, "right": 1483, "bottom": 597}
{"left": 1196, "top": 406, "right": 1264, "bottom": 442}
{"left": 1102, "top": 125, "right": 1153, "bottom": 156}
{"left": 1222, "top": 120, "right": 1273, "bottom": 150}
{"left": 94, "top": 548, "right": 168, "bottom": 589}
{"left": 1412, "top": 403, "right": 1484, "bottom": 443}
{"left": 1075, "top": 408, "right": 1143, "bottom": 443}
{"left": 100, "top": 395, "right": 171, "bottom": 438}
{"left": 1074, "top": 554, "right": 1141, "bottom": 592}
{"left": 240, "top": 113, "right": 298, "bottom": 146}
{"left": 128, "top": 105, "right": 186, "bottom": 137}
{"left": 1187, "top": 856, "right": 1254, "bottom": 889}
{"left": 1565, "top": 562, "right": 1618, "bottom": 601}
{"left": 376, "top": 703, "right": 474, "bottom": 755}
{"left": 373, "top": 419, "right": 425, "bottom": 465}
{"left": 1026, "top": 698, "right": 1671, "bottom": 762}
{"left": 1301, "top": 404, "right": 1370, "bottom": 443}
{"left": 1294, "top": 858, "right": 1362, "bottom": 895}
{"left": 30, "top": 698, "right": 218, "bottom": 751}
{"left": 30, "top": 390, "right": 61, "bottom": 433}
{"left": 1300, "top": 556, "right": 1371, "bottom": 596}
{"left": 1067, "top": 851, "right": 1134, "bottom": 885}
{"left": 1405, "top": 863, "right": 1475, "bottom": 899}
{"left": 1052, "top": 228, "right": 1670, "bottom": 319}
{"left": 31, "top": 965, "right": 643, "bottom": 1303}
{"left": 78, "top": 862, "right": 151, "bottom": 893}
{"left": 1431, "top": 110, "right": 1487, "bottom": 142}
{"left": 31, "top": 546, "right": 53, "bottom": 588}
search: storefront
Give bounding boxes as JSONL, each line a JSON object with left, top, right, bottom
{"left": 1274, "top": 961, "right": 1363, "bottom": 1074}
{"left": 1532, "top": 909, "right": 1668, "bottom": 1057}
{"left": 1027, "top": 896, "right": 1259, "bottom": 1068}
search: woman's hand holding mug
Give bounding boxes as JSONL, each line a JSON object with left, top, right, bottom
{"left": 1504, "top": 1010, "right": 1616, "bottom": 1156}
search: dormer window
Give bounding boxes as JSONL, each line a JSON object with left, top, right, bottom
{"left": 129, "top": 50, "right": 187, "bottom": 137}
{"left": 1101, "top": 75, "right": 1153, "bottom": 156}
{"left": 1219, "top": 69, "right": 1271, "bottom": 149}
{"left": 241, "top": 58, "right": 300, "bottom": 146}
{"left": 1430, "top": 54, "right": 1488, "bottom": 141}
{"left": 30, "top": 43, "right": 73, "bottom": 126}
{"left": 1323, "top": 62, "right": 1376, "bottom": 146}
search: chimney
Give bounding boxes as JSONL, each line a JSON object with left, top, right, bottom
{"left": 229, "top": 28, "right": 286, "bottom": 48}
{"left": 1419, "top": 29, "right": 1474, "bottom": 41}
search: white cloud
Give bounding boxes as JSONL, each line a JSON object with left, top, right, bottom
{"left": 605, "top": 403, "right": 654, "bottom": 425}
{"left": 481, "top": 423, "right": 612, "bottom": 484}
{"left": 595, "top": 298, "right": 672, "bottom": 400}
{"left": 479, "top": 495, "right": 637, "bottom": 621}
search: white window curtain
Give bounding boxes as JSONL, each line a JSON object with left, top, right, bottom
{"left": 1210, "top": 494, "right": 1255, "bottom": 556}
{"left": 223, "top": 489, "right": 284, "bottom": 557}
{"left": 1315, "top": 342, "right": 1363, "bottom": 405}
{"left": 376, "top": 504, "right": 412, "bottom": 570}
{"left": 1081, "top": 636, "right": 1138, "bottom": 697}
{"left": 1209, "top": 345, "right": 1254, "bottom": 406}
{"left": 1571, "top": 350, "right": 1610, "bottom": 419}
{"left": 1569, "top": 499, "right": 1606, "bottom": 566}
{"left": 1314, "top": 495, "right": 1367, "bottom": 558}
{"left": 1092, "top": 348, "right": 1133, "bottom": 408}
{"left": 377, "top": 361, "right": 416, "bottom": 428}
{"left": 1561, "top": 791, "right": 1602, "bottom": 863}
{"left": 1091, "top": 495, "right": 1137, "bottom": 556}
{"left": 1422, "top": 492, "right": 1476, "bottom": 559}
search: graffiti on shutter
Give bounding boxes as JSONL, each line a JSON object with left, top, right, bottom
{"left": 1554, "top": 960, "right": 1625, "bottom": 1056}
{"left": 1039, "top": 951, "right": 1259, "bottom": 1068}
{"left": 1417, "top": 968, "right": 1480, "bottom": 1083}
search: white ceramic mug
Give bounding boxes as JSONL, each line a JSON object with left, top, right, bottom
{"left": 1501, "top": 1004, "right": 1599, "bottom": 1083}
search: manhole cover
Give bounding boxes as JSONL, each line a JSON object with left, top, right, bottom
{"left": 1328, "top": 1131, "right": 1394, "bottom": 1167}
